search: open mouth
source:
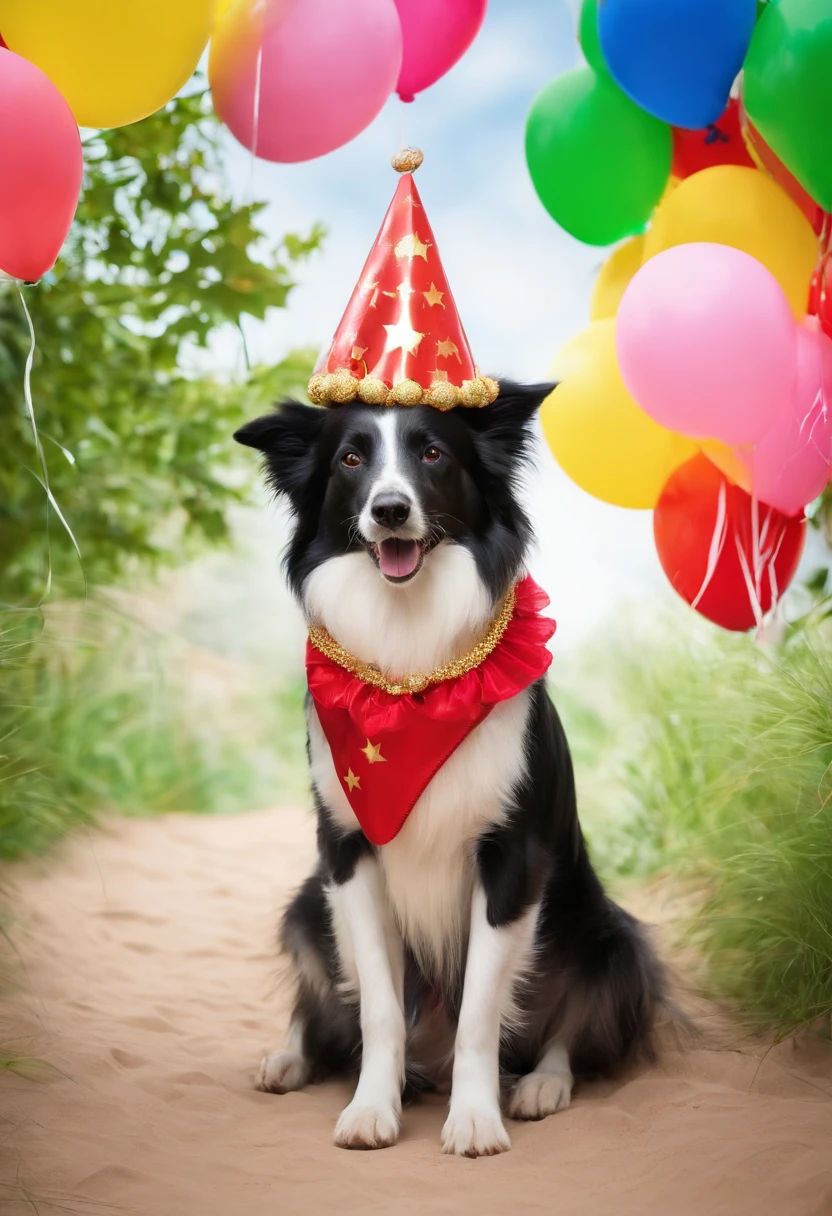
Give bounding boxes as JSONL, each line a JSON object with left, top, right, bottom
{"left": 368, "top": 538, "right": 428, "bottom": 582}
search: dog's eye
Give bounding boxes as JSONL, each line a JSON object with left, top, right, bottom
{"left": 342, "top": 451, "right": 361, "bottom": 468}
{"left": 423, "top": 445, "right": 441, "bottom": 463}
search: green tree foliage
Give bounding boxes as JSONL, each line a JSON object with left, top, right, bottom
{"left": 0, "top": 88, "right": 322, "bottom": 603}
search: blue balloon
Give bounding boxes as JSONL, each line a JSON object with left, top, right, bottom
{"left": 597, "top": 0, "right": 757, "bottom": 129}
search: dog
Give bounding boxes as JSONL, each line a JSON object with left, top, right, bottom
{"left": 234, "top": 381, "right": 664, "bottom": 1157}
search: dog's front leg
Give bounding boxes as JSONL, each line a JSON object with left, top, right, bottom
{"left": 329, "top": 854, "right": 405, "bottom": 1150}
{"left": 442, "top": 884, "right": 540, "bottom": 1157}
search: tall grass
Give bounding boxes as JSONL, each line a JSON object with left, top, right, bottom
{"left": 0, "top": 604, "right": 308, "bottom": 861}
{"left": 563, "top": 620, "right": 832, "bottom": 1035}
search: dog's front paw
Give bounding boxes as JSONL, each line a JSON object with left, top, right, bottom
{"left": 441, "top": 1106, "right": 511, "bottom": 1157}
{"left": 508, "top": 1071, "right": 572, "bottom": 1121}
{"left": 256, "top": 1050, "right": 308, "bottom": 1094}
{"left": 334, "top": 1101, "right": 400, "bottom": 1150}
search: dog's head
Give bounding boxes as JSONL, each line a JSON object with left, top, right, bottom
{"left": 234, "top": 381, "right": 552, "bottom": 603}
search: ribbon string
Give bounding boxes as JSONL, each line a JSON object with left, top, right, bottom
{"left": 17, "top": 284, "right": 84, "bottom": 599}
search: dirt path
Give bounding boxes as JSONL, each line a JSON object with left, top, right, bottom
{"left": 2, "top": 808, "right": 831, "bottom": 1216}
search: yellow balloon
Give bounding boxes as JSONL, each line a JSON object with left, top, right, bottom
{"left": 590, "top": 236, "right": 645, "bottom": 321}
{"left": 0, "top": 0, "right": 216, "bottom": 129}
{"left": 643, "top": 165, "right": 816, "bottom": 319}
{"left": 542, "top": 320, "right": 697, "bottom": 510}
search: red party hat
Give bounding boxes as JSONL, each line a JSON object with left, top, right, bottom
{"left": 308, "top": 149, "right": 497, "bottom": 411}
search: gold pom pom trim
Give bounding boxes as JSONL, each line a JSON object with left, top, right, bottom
{"left": 357, "top": 376, "right": 389, "bottom": 405}
{"left": 307, "top": 372, "right": 499, "bottom": 410}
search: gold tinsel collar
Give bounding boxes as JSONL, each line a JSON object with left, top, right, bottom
{"left": 307, "top": 585, "right": 516, "bottom": 697}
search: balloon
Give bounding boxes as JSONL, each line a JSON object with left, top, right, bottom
{"left": 578, "top": 0, "right": 606, "bottom": 74}
{"left": 590, "top": 236, "right": 644, "bottom": 321}
{"left": 617, "top": 243, "right": 798, "bottom": 446}
{"left": 744, "top": 0, "right": 832, "bottom": 212}
{"left": 737, "top": 319, "right": 832, "bottom": 515}
{"left": 671, "top": 98, "right": 755, "bottom": 179}
{"left": 654, "top": 452, "right": 806, "bottom": 631}
{"left": 0, "top": 0, "right": 214, "bottom": 130}
{"left": 598, "top": 0, "right": 757, "bottom": 129}
{"left": 810, "top": 255, "right": 832, "bottom": 343}
{"left": 541, "top": 321, "right": 697, "bottom": 509}
{"left": 0, "top": 48, "right": 82, "bottom": 282}
{"left": 700, "top": 440, "right": 754, "bottom": 494}
{"left": 394, "top": 0, "right": 487, "bottom": 102}
{"left": 739, "top": 104, "right": 828, "bottom": 236}
{"left": 210, "top": 0, "right": 402, "bottom": 163}
{"left": 525, "top": 68, "right": 671, "bottom": 246}
{"left": 643, "top": 166, "right": 817, "bottom": 319}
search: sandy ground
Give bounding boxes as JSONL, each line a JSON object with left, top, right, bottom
{"left": 2, "top": 807, "right": 831, "bottom": 1216}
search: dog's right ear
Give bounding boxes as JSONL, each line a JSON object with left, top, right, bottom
{"left": 234, "top": 400, "right": 326, "bottom": 508}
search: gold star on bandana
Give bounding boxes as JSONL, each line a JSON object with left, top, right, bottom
{"left": 344, "top": 769, "right": 361, "bottom": 792}
{"left": 361, "top": 739, "right": 386, "bottom": 765}
{"left": 394, "top": 231, "right": 430, "bottom": 261}
{"left": 423, "top": 282, "right": 445, "bottom": 308}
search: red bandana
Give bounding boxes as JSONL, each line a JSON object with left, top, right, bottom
{"left": 306, "top": 576, "right": 556, "bottom": 846}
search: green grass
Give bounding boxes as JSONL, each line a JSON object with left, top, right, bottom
{"left": 559, "top": 619, "right": 832, "bottom": 1036}
{"left": 0, "top": 605, "right": 308, "bottom": 861}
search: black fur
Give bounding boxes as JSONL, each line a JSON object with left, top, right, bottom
{"left": 236, "top": 382, "right": 665, "bottom": 1098}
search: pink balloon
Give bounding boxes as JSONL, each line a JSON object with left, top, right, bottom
{"left": 737, "top": 318, "right": 832, "bottom": 516}
{"left": 617, "top": 243, "right": 798, "bottom": 446}
{"left": 394, "top": 0, "right": 487, "bottom": 102}
{"left": 209, "top": 0, "right": 402, "bottom": 164}
{"left": 0, "top": 48, "right": 82, "bottom": 282}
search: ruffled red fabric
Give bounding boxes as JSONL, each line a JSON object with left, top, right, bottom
{"left": 306, "top": 575, "right": 555, "bottom": 846}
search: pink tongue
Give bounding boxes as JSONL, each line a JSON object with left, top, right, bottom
{"left": 379, "top": 539, "right": 420, "bottom": 578}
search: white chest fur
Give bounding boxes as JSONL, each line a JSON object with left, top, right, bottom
{"left": 308, "top": 688, "right": 531, "bottom": 977}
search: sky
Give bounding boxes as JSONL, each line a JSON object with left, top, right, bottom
{"left": 193, "top": 0, "right": 824, "bottom": 655}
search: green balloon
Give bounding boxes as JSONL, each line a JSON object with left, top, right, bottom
{"left": 744, "top": 0, "right": 832, "bottom": 210}
{"left": 578, "top": 0, "right": 606, "bottom": 74}
{"left": 525, "top": 68, "right": 672, "bottom": 246}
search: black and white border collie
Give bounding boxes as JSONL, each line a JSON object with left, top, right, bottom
{"left": 234, "top": 382, "right": 664, "bottom": 1157}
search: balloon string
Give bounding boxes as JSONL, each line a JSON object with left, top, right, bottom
{"left": 17, "top": 284, "right": 84, "bottom": 600}
{"left": 735, "top": 532, "right": 764, "bottom": 632}
{"left": 691, "top": 477, "right": 728, "bottom": 610}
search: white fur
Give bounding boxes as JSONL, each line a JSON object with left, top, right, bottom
{"left": 328, "top": 857, "right": 405, "bottom": 1149}
{"left": 441, "top": 887, "right": 542, "bottom": 1156}
{"left": 356, "top": 410, "right": 428, "bottom": 542}
{"left": 257, "top": 1019, "right": 309, "bottom": 1094}
{"left": 304, "top": 544, "right": 491, "bottom": 675}
{"left": 508, "top": 1039, "right": 573, "bottom": 1121}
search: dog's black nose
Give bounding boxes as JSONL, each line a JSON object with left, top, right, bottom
{"left": 371, "top": 494, "right": 411, "bottom": 529}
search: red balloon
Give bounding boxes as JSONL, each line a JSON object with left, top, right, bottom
{"left": 0, "top": 48, "right": 82, "bottom": 282}
{"left": 654, "top": 454, "right": 806, "bottom": 632}
{"left": 808, "top": 252, "right": 832, "bottom": 341}
{"left": 671, "top": 97, "right": 755, "bottom": 179}
{"left": 394, "top": 0, "right": 487, "bottom": 103}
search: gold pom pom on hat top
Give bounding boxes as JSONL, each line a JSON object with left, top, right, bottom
{"left": 308, "top": 146, "right": 499, "bottom": 411}
{"left": 391, "top": 146, "right": 424, "bottom": 174}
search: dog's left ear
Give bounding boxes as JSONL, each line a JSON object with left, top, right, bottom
{"left": 459, "top": 379, "right": 556, "bottom": 472}
{"left": 234, "top": 399, "right": 327, "bottom": 510}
